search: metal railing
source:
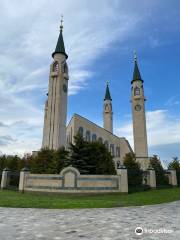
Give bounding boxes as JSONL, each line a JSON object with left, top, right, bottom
{"left": 6, "top": 171, "right": 20, "bottom": 190}
{"left": 0, "top": 170, "right": 2, "bottom": 186}
{"left": 177, "top": 170, "right": 180, "bottom": 186}
{"left": 155, "top": 170, "right": 170, "bottom": 188}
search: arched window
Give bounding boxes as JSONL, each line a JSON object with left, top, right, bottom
{"left": 104, "top": 140, "right": 109, "bottom": 149}
{"left": 53, "top": 61, "right": 59, "bottom": 72}
{"left": 105, "top": 104, "right": 109, "bottom": 111}
{"left": 110, "top": 144, "right": 114, "bottom": 156}
{"left": 78, "top": 127, "right": 83, "bottom": 136}
{"left": 92, "top": 134, "right": 97, "bottom": 142}
{"left": 116, "top": 147, "right": 120, "bottom": 157}
{"left": 98, "top": 137, "right": 103, "bottom": 143}
{"left": 86, "top": 130, "right": 91, "bottom": 142}
{"left": 134, "top": 86, "right": 140, "bottom": 96}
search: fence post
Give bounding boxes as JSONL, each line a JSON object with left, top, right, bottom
{"left": 1, "top": 168, "right": 10, "bottom": 189}
{"left": 147, "top": 168, "right": 156, "bottom": 188}
{"left": 19, "top": 167, "right": 30, "bottom": 192}
{"left": 116, "top": 165, "right": 128, "bottom": 193}
{"left": 167, "top": 169, "right": 177, "bottom": 187}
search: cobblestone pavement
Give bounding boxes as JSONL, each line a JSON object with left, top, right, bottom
{"left": 0, "top": 201, "right": 179, "bottom": 240}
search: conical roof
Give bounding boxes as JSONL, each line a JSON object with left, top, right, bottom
{"left": 104, "top": 83, "right": 112, "bottom": 101}
{"left": 52, "top": 26, "right": 68, "bottom": 59}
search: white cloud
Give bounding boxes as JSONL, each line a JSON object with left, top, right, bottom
{"left": 0, "top": 0, "right": 177, "bottom": 155}
{"left": 116, "top": 109, "right": 180, "bottom": 159}
{"left": 165, "top": 96, "right": 180, "bottom": 107}
{"left": 0, "top": 0, "right": 144, "bottom": 154}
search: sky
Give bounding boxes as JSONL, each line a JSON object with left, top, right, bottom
{"left": 0, "top": 0, "right": 180, "bottom": 165}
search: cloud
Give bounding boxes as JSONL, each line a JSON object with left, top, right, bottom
{"left": 0, "top": 122, "right": 8, "bottom": 128}
{"left": 116, "top": 109, "right": 180, "bottom": 160}
{"left": 0, "top": 135, "right": 16, "bottom": 146}
{"left": 0, "top": 1, "right": 178, "bottom": 156}
{"left": 165, "top": 96, "right": 180, "bottom": 107}
{"left": 0, "top": 0, "right": 146, "bottom": 155}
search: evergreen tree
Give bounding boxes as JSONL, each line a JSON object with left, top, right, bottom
{"left": 168, "top": 157, "right": 180, "bottom": 170}
{"left": 168, "top": 157, "right": 180, "bottom": 185}
{"left": 54, "top": 147, "right": 69, "bottom": 173}
{"left": 87, "top": 141, "right": 116, "bottom": 174}
{"left": 30, "top": 148, "right": 55, "bottom": 174}
{"left": 68, "top": 134, "right": 90, "bottom": 174}
{"left": 0, "top": 155, "right": 6, "bottom": 170}
{"left": 68, "top": 134, "right": 116, "bottom": 175}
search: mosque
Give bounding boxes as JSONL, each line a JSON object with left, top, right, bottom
{"left": 42, "top": 20, "right": 149, "bottom": 170}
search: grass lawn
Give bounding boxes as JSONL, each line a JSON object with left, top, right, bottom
{"left": 0, "top": 188, "right": 180, "bottom": 209}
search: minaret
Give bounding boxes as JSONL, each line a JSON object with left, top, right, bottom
{"left": 103, "top": 82, "right": 113, "bottom": 133}
{"left": 42, "top": 16, "right": 69, "bottom": 149}
{"left": 131, "top": 52, "right": 149, "bottom": 169}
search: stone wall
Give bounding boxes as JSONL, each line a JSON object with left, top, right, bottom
{"left": 23, "top": 167, "right": 128, "bottom": 193}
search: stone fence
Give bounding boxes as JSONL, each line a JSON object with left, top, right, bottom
{"left": 19, "top": 166, "right": 128, "bottom": 193}
{"left": 0, "top": 167, "right": 179, "bottom": 194}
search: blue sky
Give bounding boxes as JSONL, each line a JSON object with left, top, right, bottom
{"left": 0, "top": 0, "right": 180, "bottom": 164}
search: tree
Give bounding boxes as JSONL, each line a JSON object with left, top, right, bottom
{"left": 29, "top": 148, "right": 55, "bottom": 174}
{"left": 0, "top": 155, "right": 6, "bottom": 170}
{"left": 168, "top": 157, "right": 180, "bottom": 170}
{"left": 68, "top": 134, "right": 116, "bottom": 175}
{"left": 53, "top": 147, "right": 69, "bottom": 173}
{"left": 68, "top": 134, "right": 90, "bottom": 174}
{"left": 123, "top": 153, "right": 143, "bottom": 187}
{"left": 87, "top": 141, "right": 116, "bottom": 175}
{"left": 29, "top": 147, "right": 69, "bottom": 174}
{"left": 150, "top": 155, "right": 169, "bottom": 186}
{"left": 168, "top": 157, "right": 180, "bottom": 186}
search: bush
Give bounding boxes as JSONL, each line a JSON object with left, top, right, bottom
{"left": 29, "top": 147, "right": 69, "bottom": 174}
{"left": 0, "top": 155, "right": 22, "bottom": 171}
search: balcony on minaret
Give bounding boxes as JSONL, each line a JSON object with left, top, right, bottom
{"left": 51, "top": 71, "right": 59, "bottom": 77}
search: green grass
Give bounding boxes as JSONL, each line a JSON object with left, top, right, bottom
{"left": 0, "top": 188, "right": 180, "bottom": 209}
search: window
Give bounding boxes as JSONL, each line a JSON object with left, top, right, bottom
{"left": 92, "top": 134, "right": 97, "bottom": 142}
{"left": 104, "top": 140, "right": 109, "bottom": 149}
{"left": 78, "top": 127, "right": 83, "bottom": 136}
{"left": 134, "top": 86, "right": 140, "bottom": 96}
{"left": 98, "top": 137, "right": 103, "bottom": 143}
{"left": 110, "top": 144, "right": 114, "bottom": 156}
{"left": 116, "top": 147, "right": 120, "bottom": 157}
{"left": 53, "top": 61, "right": 59, "bottom": 72}
{"left": 86, "top": 130, "right": 91, "bottom": 142}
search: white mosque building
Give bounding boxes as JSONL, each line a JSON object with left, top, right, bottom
{"left": 42, "top": 21, "right": 149, "bottom": 170}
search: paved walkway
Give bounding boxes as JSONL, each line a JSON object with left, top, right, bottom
{"left": 0, "top": 201, "right": 179, "bottom": 240}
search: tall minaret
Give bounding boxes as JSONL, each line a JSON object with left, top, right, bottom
{"left": 42, "top": 17, "right": 69, "bottom": 149}
{"left": 103, "top": 82, "right": 113, "bottom": 133}
{"left": 131, "top": 53, "right": 149, "bottom": 169}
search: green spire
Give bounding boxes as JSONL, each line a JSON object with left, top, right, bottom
{"left": 104, "top": 81, "right": 112, "bottom": 101}
{"left": 132, "top": 52, "right": 143, "bottom": 83}
{"left": 52, "top": 17, "right": 68, "bottom": 59}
